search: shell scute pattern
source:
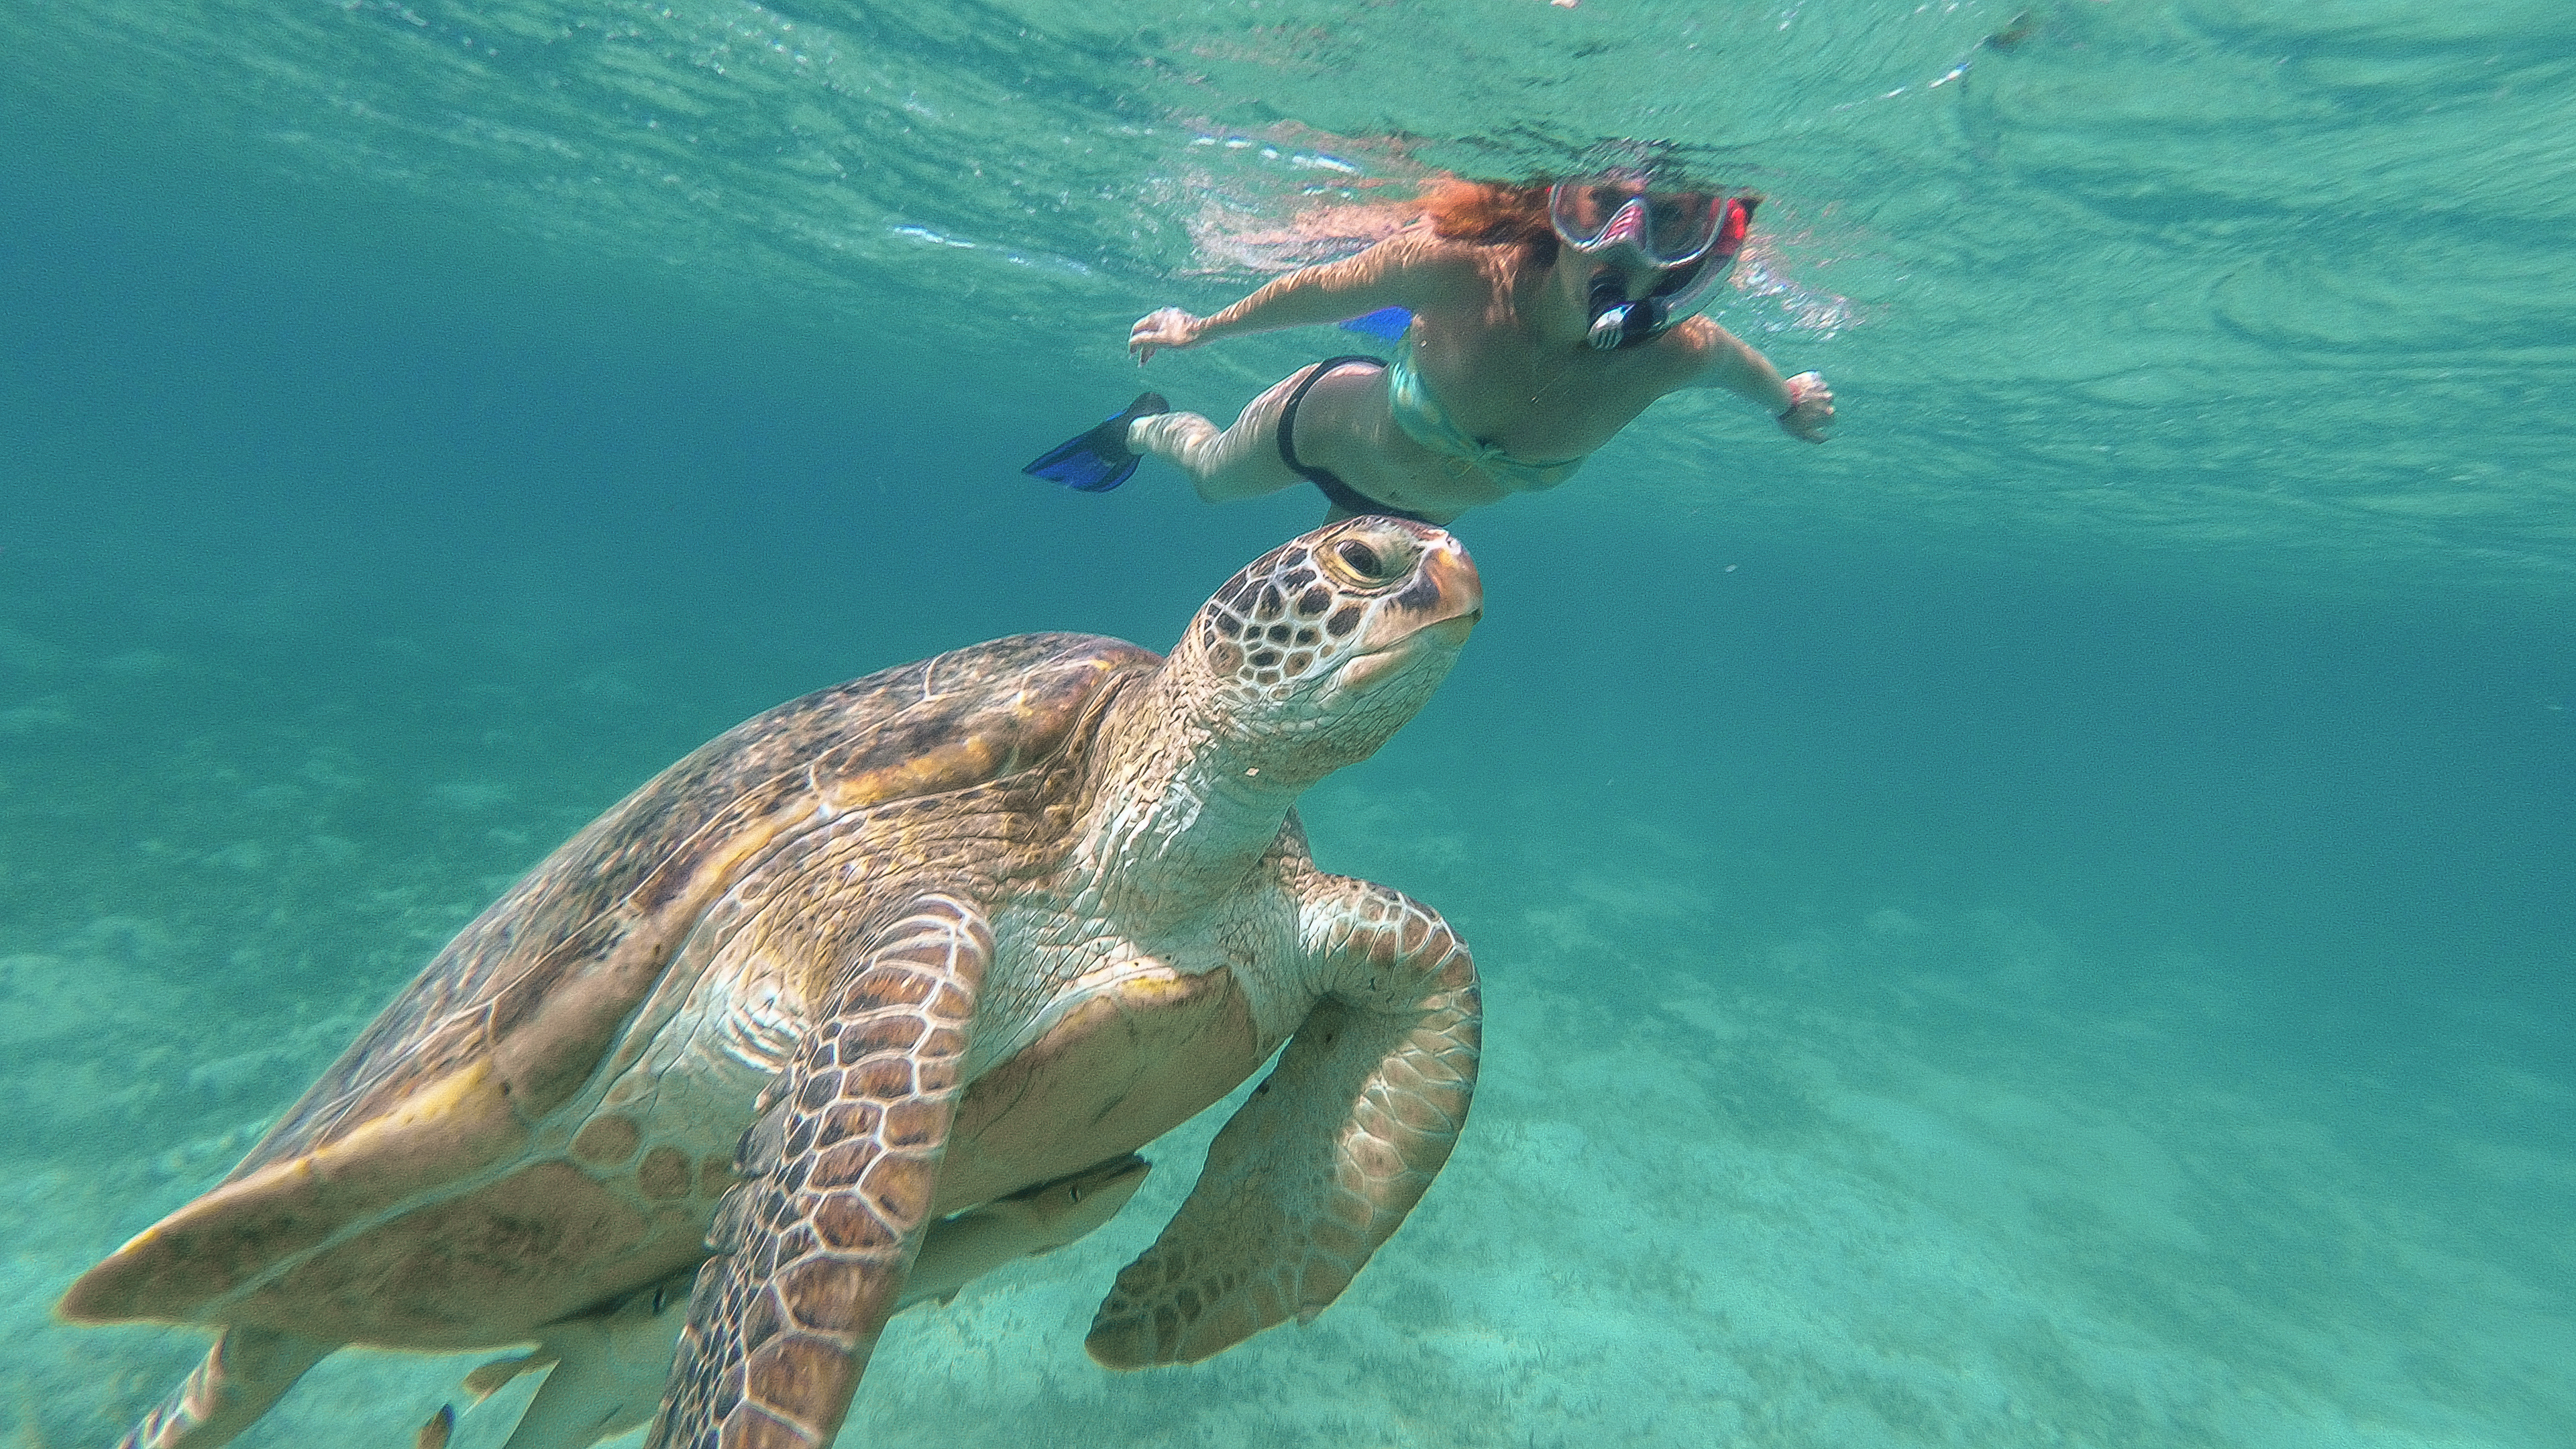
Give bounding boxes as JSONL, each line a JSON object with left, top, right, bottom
{"left": 72, "top": 635, "right": 1152, "bottom": 1330}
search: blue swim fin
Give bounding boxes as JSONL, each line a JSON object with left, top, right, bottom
{"left": 1338, "top": 307, "right": 1413, "bottom": 341}
{"left": 1022, "top": 392, "right": 1170, "bottom": 492}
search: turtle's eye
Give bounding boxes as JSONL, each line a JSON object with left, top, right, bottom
{"left": 1318, "top": 528, "right": 1416, "bottom": 588}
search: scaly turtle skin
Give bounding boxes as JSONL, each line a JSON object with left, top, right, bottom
{"left": 62, "top": 517, "right": 1485, "bottom": 1449}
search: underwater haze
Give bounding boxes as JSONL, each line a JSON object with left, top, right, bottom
{"left": 3, "top": 1, "right": 2571, "bottom": 1445}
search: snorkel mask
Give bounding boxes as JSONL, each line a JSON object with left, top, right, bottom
{"left": 1548, "top": 176, "right": 1756, "bottom": 350}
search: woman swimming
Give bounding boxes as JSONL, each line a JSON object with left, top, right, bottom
{"left": 1023, "top": 164, "right": 1834, "bottom": 525}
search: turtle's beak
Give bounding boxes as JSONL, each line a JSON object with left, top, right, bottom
{"left": 1413, "top": 539, "right": 1483, "bottom": 645}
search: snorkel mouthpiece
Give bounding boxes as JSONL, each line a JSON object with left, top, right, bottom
{"left": 1585, "top": 307, "right": 1632, "bottom": 351}
{"left": 1585, "top": 276, "right": 1664, "bottom": 351}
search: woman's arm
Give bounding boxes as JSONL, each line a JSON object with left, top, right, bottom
{"left": 1130, "top": 231, "right": 1466, "bottom": 361}
{"left": 1680, "top": 319, "right": 1833, "bottom": 442}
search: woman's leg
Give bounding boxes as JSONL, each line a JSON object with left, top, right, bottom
{"left": 1132, "top": 363, "right": 1342, "bottom": 503}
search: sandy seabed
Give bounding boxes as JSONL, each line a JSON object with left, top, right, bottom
{"left": 8, "top": 816, "right": 2567, "bottom": 1449}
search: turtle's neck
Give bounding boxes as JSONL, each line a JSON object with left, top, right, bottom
{"left": 1071, "top": 670, "right": 1313, "bottom": 924}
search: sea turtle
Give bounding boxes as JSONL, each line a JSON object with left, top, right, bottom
{"left": 62, "top": 517, "right": 1486, "bottom": 1449}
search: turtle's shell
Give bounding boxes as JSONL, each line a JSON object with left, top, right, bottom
{"left": 62, "top": 633, "right": 1158, "bottom": 1336}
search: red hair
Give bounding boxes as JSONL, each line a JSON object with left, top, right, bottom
{"left": 1417, "top": 177, "right": 1560, "bottom": 263}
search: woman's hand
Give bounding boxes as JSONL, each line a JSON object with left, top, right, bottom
{"left": 1130, "top": 307, "right": 1206, "bottom": 364}
{"left": 1777, "top": 371, "right": 1835, "bottom": 443}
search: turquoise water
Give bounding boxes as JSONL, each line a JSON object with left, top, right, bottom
{"left": 3, "top": 1, "right": 2571, "bottom": 1444}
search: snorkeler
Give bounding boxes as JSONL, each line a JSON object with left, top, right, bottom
{"left": 1024, "top": 164, "right": 1833, "bottom": 525}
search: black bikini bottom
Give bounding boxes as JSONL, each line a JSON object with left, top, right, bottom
{"left": 1276, "top": 354, "right": 1435, "bottom": 525}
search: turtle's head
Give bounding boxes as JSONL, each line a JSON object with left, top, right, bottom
{"left": 1175, "top": 518, "right": 1481, "bottom": 781}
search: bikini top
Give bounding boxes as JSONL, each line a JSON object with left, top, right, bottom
{"left": 1383, "top": 334, "right": 1588, "bottom": 491}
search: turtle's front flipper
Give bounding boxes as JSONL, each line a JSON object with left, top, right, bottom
{"left": 1087, "top": 877, "right": 1479, "bottom": 1367}
{"left": 647, "top": 892, "right": 987, "bottom": 1449}
{"left": 113, "top": 1326, "right": 331, "bottom": 1449}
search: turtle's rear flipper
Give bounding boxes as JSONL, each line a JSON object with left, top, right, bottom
{"left": 904, "top": 1154, "right": 1150, "bottom": 1307}
{"left": 647, "top": 893, "right": 989, "bottom": 1449}
{"left": 1086, "top": 878, "right": 1480, "bottom": 1367}
{"left": 115, "top": 1326, "right": 331, "bottom": 1449}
